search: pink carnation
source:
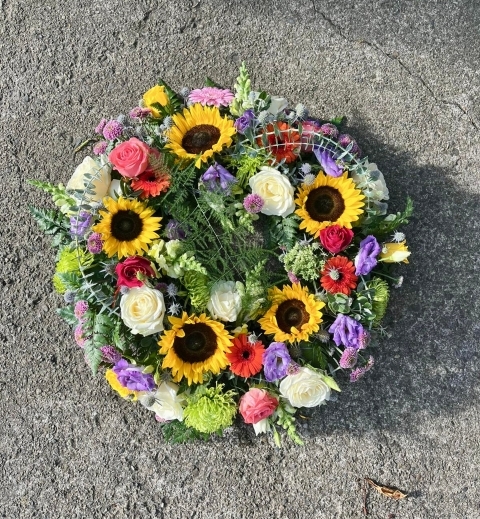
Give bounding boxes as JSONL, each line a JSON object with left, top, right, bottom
{"left": 188, "top": 87, "right": 234, "bottom": 108}
{"left": 108, "top": 137, "right": 151, "bottom": 178}
{"left": 239, "top": 388, "right": 278, "bottom": 425}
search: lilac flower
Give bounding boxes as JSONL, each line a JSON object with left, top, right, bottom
{"left": 234, "top": 109, "right": 256, "bottom": 134}
{"left": 262, "top": 342, "right": 292, "bottom": 382}
{"left": 87, "top": 233, "right": 103, "bottom": 254}
{"left": 103, "top": 119, "right": 124, "bottom": 141}
{"left": 95, "top": 118, "right": 107, "bottom": 135}
{"left": 319, "top": 123, "right": 339, "bottom": 139}
{"left": 243, "top": 193, "right": 264, "bottom": 214}
{"left": 165, "top": 220, "right": 186, "bottom": 240}
{"left": 339, "top": 347, "right": 358, "bottom": 369}
{"left": 200, "top": 163, "right": 237, "bottom": 193}
{"left": 113, "top": 359, "right": 155, "bottom": 392}
{"left": 354, "top": 235, "right": 381, "bottom": 276}
{"left": 70, "top": 211, "right": 92, "bottom": 237}
{"left": 329, "top": 314, "right": 367, "bottom": 349}
{"left": 313, "top": 147, "right": 343, "bottom": 177}
{"left": 93, "top": 141, "right": 108, "bottom": 155}
{"left": 100, "top": 345, "right": 122, "bottom": 364}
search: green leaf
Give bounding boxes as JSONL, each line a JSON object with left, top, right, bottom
{"left": 329, "top": 116, "right": 344, "bottom": 126}
{"left": 57, "top": 306, "right": 78, "bottom": 326}
{"left": 160, "top": 420, "right": 210, "bottom": 443}
{"left": 300, "top": 341, "right": 328, "bottom": 369}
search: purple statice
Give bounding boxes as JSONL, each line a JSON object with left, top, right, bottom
{"left": 354, "top": 235, "right": 381, "bottom": 276}
{"left": 95, "top": 118, "right": 107, "bottom": 135}
{"left": 100, "top": 345, "right": 122, "bottom": 364}
{"left": 243, "top": 193, "right": 264, "bottom": 214}
{"left": 262, "top": 342, "right": 292, "bottom": 382}
{"left": 113, "top": 359, "right": 156, "bottom": 391}
{"left": 319, "top": 123, "right": 339, "bottom": 139}
{"left": 338, "top": 134, "right": 361, "bottom": 156}
{"left": 313, "top": 147, "right": 343, "bottom": 177}
{"left": 165, "top": 220, "right": 186, "bottom": 240}
{"left": 87, "top": 233, "right": 103, "bottom": 254}
{"left": 234, "top": 109, "right": 256, "bottom": 134}
{"left": 93, "top": 141, "right": 108, "bottom": 155}
{"left": 129, "top": 106, "right": 152, "bottom": 119}
{"left": 74, "top": 300, "right": 89, "bottom": 320}
{"left": 103, "top": 119, "right": 124, "bottom": 141}
{"left": 200, "top": 163, "right": 236, "bottom": 193}
{"left": 70, "top": 211, "right": 92, "bottom": 238}
{"left": 329, "top": 314, "right": 366, "bottom": 349}
{"left": 339, "top": 347, "right": 358, "bottom": 369}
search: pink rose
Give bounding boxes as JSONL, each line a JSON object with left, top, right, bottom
{"left": 239, "top": 388, "right": 278, "bottom": 424}
{"left": 115, "top": 256, "right": 156, "bottom": 288}
{"left": 108, "top": 138, "right": 151, "bottom": 178}
{"left": 319, "top": 225, "right": 354, "bottom": 254}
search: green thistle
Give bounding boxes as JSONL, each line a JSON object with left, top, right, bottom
{"left": 184, "top": 384, "right": 237, "bottom": 434}
{"left": 369, "top": 277, "right": 390, "bottom": 324}
{"left": 283, "top": 243, "right": 324, "bottom": 282}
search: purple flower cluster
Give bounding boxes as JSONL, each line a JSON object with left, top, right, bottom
{"left": 100, "top": 345, "right": 122, "bottom": 364}
{"left": 87, "top": 233, "right": 103, "bottom": 254}
{"left": 243, "top": 193, "right": 264, "bottom": 214}
{"left": 234, "top": 109, "right": 256, "bottom": 134}
{"left": 129, "top": 107, "right": 151, "bottom": 119}
{"left": 200, "top": 163, "right": 236, "bottom": 193}
{"left": 74, "top": 300, "right": 89, "bottom": 320}
{"left": 93, "top": 141, "right": 108, "bottom": 155}
{"left": 339, "top": 347, "right": 358, "bottom": 369}
{"left": 313, "top": 147, "right": 343, "bottom": 178}
{"left": 329, "top": 314, "right": 367, "bottom": 349}
{"left": 350, "top": 356, "right": 374, "bottom": 382}
{"left": 354, "top": 235, "right": 381, "bottom": 276}
{"left": 166, "top": 220, "right": 186, "bottom": 240}
{"left": 319, "top": 123, "right": 339, "bottom": 139}
{"left": 338, "top": 134, "right": 361, "bottom": 156}
{"left": 262, "top": 342, "right": 292, "bottom": 382}
{"left": 95, "top": 118, "right": 107, "bottom": 135}
{"left": 103, "top": 119, "right": 124, "bottom": 141}
{"left": 70, "top": 211, "right": 92, "bottom": 238}
{"left": 112, "top": 359, "right": 155, "bottom": 392}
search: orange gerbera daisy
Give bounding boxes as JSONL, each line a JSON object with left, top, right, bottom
{"left": 131, "top": 151, "right": 171, "bottom": 198}
{"left": 226, "top": 334, "right": 265, "bottom": 378}
{"left": 257, "top": 122, "right": 301, "bottom": 164}
{"left": 320, "top": 256, "right": 358, "bottom": 295}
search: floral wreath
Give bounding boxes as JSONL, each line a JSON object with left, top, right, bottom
{"left": 30, "top": 64, "right": 412, "bottom": 445}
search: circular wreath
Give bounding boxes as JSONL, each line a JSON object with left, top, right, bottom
{"left": 30, "top": 64, "right": 412, "bottom": 445}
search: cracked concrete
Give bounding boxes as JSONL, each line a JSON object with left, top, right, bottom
{"left": 1, "top": 0, "right": 479, "bottom": 518}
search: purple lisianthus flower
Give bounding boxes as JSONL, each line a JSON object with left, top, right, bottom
{"left": 200, "top": 163, "right": 237, "bottom": 193}
{"left": 70, "top": 211, "right": 92, "bottom": 237}
{"left": 329, "top": 314, "right": 367, "bottom": 349}
{"left": 354, "top": 235, "right": 381, "bottom": 276}
{"left": 112, "top": 359, "right": 155, "bottom": 392}
{"left": 234, "top": 109, "right": 256, "bottom": 134}
{"left": 313, "top": 147, "right": 343, "bottom": 177}
{"left": 166, "top": 219, "right": 186, "bottom": 240}
{"left": 262, "top": 342, "right": 292, "bottom": 382}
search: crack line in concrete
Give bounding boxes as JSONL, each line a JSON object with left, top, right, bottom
{"left": 312, "top": 1, "right": 479, "bottom": 131}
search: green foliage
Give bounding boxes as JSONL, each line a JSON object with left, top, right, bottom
{"left": 227, "top": 147, "right": 270, "bottom": 187}
{"left": 368, "top": 277, "right": 390, "bottom": 324}
{"left": 299, "top": 341, "right": 328, "bottom": 369}
{"left": 267, "top": 215, "right": 300, "bottom": 249}
{"left": 29, "top": 206, "right": 70, "bottom": 247}
{"left": 361, "top": 197, "right": 414, "bottom": 238}
{"left": 156, "top": 79, "right": 184, "bottom": 116}
{"left": 160, "top": 420, "right": 210, "bottom": 443}
{"left": 274, "top": 401, "right": 304, "bottom": 446}
{"left": 57, "top": 306, "right": 78, "bottom": 326}
{"left": 326, "top": 292, "right": 352, "bottom": 315}
{"left": 83, "top": 312, "right": 117, "bottom": 375}
{"left": 183, "top": 271, "right": 210, "bottom": 312}
{"left": 283, "top": 243, "right": 325, "bottom": 282}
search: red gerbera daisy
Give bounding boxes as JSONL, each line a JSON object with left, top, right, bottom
{"left": 131, "top": 151, "right": 171, "bottom": 198}
{"left": 226, "top": 334, "right": 265, "bottom": 378}
{"left": 257, "top": 122, "right": 301, "bottom": 164}
{"left": 320, "top": 256, "right": 358, "bottom": 295}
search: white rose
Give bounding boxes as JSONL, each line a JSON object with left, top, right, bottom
{"left": 139, "top": 382, "right": 185, "bottom": 422}
{"left": 66, "top": 156, "right": 112, "bottom": 202}
{"left": 267, "top": 95, "right": 289, "bottom": 115}
{"left": 207, "top": 280, "right": 243, "bottom": 322}
{"left": 253, "top": 418, "right": 271, "bottom": 436}
{"left": 120, "top": 286, "right": 166, "bottom": 336}
{"left": 279, "top": 367, "right": 331, "bottom": 408}
{"left": 249, "top": 167, "right": 295, "bottom": 217}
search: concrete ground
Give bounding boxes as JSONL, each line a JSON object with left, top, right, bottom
{"left": 1, "top": 0, "right": 479, "bottom": 517}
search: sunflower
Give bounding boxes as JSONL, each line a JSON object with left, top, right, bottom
{"left": 295, "top": 172, "right": 365, "bottom": 238}
{"left": 258, "top": 284, "right": 325, "bottom": 343}
{"left": 320, "top": 256, "right": 358, "bottom": 295}
{"left": 92, "top": 197, "right": 161, "bottom": 259}
{"left": 159, "top": 312, "right": 233, "bottom": 385}
{"left": 226, "top": 334, "right": 265, "bottom": 378}
{"left": 165, "top": 104, "right": 236, "bottom": 168}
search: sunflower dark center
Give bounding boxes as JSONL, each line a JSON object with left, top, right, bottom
{"left": 182, "top": 125, "right": 221, "bottom": 154}
{"left": 173, "top": 323, "right": 217, "bottom": 363}
{"left": 276, "top": 299, "right": 309, "bottom": 333}
{"left": 305, "top": 186, "right": 345, "bottom": 222}
{"left": 110, "top": 210, "right": 143, "bottom": 241}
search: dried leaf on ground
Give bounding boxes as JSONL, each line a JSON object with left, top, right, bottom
{"left": 365, "top": 478, "right": 408, "bottom": 500}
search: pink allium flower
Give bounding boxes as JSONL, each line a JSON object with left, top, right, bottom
{"left": 95, "top": 118, "right": 107, "bottom": 135}
{"left": 87, "top": 233, "right": 103, "bottom": 254}
{"left": 239, "top": 388, "right": 278, "bottom": 424}
{"left": 188, "top": 87, "right": 235, "bottom": 108}
{"left": 103, "top": 119, "right": 124, "bottom": 141}
{"left": 243, "top": 193, "right": 264, "bottom": 214}
{"left": 93, "top": 141, "right": 108, "bottom": 155}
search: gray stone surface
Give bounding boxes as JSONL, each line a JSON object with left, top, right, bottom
{"left": 1, "top": 0, "right": 479, "bottom": 517}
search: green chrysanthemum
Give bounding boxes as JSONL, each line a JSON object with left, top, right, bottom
{"left": 182, "top": 271, "right": 210, "bottom": 312}
{"left": 184, "top": 384, "right": 237, "bottom": 434}
{"left": 53, "top": 247, "right": 89, "bottom": 294}
{"left": 369, "top": 277, "right": 390, "bottom": 324}
{"left": 283, "top": 243, "right": 324, "bottom": 282}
